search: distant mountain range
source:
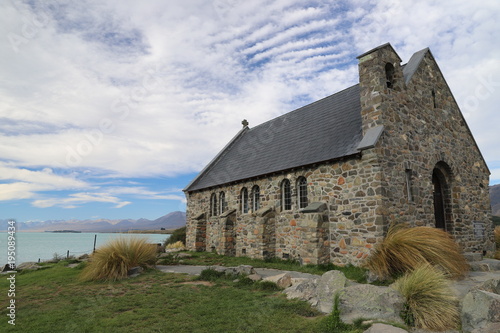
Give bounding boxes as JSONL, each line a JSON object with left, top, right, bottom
{"left": 0, "top": 211, "right": 186, "bottom": 233}
{"left": 490, "top": 185, "right": 500, "bottom": 216}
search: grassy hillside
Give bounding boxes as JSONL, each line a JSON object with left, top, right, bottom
{"left": 490, "top": 184, "right": 500, "bottom": 216}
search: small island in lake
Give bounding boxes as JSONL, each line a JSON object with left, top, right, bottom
{"left": 45, "top": 230, "right": 82, "bottom": 233}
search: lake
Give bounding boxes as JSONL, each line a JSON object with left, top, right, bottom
{"left": 0, "top": 232, "right": 170, "bottom": 266}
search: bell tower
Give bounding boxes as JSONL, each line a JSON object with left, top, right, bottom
{"left": 357, "top": 43, "right": 404, "bottom": 136}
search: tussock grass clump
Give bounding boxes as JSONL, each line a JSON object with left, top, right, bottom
{"left": 80, "top": 237, "right": 157, "bottom": 281}
{"left": 166, "top": 240, "right": 186, "bottom": 250}
{"left": 394, "top": 264, "right": 459, "bottom": 330}
{"left": 364, "top": 224, "right": 468, "bottom": 280}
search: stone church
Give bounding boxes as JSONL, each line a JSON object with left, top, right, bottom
{"left": 183, "top": 43, "right": 494, "bottom": 266}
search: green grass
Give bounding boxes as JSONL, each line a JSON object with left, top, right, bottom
{"left": 318, "top": 294, "right": 371, "bottom": 333}
{"left": 1, "top": 260, "right": 335, "bottom": 333}
{"left": 157, "top": 251, "right": 368, "bottom": 283}
{"left": 394, "top": 264, "right": 459, "bottom": 331}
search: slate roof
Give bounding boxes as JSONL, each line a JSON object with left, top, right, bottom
{"left": 185, "top": 84, "right": 363, "bottom": 192}
{"left": 402, "top": 47, "right": 429, "bottom": 84}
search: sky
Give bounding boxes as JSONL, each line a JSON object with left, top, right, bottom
{"left": 1, "top": 0, "right": 499, "bottom": 222}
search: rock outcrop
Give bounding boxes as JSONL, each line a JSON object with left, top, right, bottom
{"left": 461, "top": 278, "right": 500, "bottom": 333}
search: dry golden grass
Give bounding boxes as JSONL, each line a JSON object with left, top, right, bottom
{"left": 166, "top": 240, "right": 186, "bottom": 250}
{"left": 394, "top": 264, "right": 459, "bottom": 331}
{"left": 364, "top": 224, "right": 469, "bottom": 280}
{"left": 80, "top": 237, "right": 157, "bottom": 281}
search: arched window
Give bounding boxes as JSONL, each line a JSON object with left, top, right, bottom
{"left": 432, "top": 161, "right": 454, "bottom": 232}
{"left": 281, "top": 179, "right": 291, "bottom": 211}
{"left": 210, "top": 193, "right": 217, "bottom": 217}
{"left": 385, "top": 63, "right": 395, "bottom": 89}
{"left": 241, "top": 188, "right": 248, "bottom": 214}
{"left": 219, "top": 192, "right": 227, "bottom": 215}
{"left": 252, "top": 185, "right": 260, "bottom": 212}
{"left": 297, "top": 177, "right": 308, "bottom": 209}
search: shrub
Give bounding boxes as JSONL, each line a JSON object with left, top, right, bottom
{"left": 394, "top": 264, "right": 459, "bottom": 331}
{"left": 164, "top": 227, "right": 186, "bottom": 246}
{"left": 197, "top": 268, "right": 225, "bottom": 282}
{"left": 364, "top": 224, "right": 468, "bottom": 280}
{"left": 80, "top": 237, "right": 157, "bottom": 281}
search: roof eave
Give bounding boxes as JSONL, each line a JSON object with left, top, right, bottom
{"left": 185, "top": 151, "right": 362, "bottom": 193}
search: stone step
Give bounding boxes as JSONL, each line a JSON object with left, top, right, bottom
{"left": 463, "top": 252, "right": 483, "bottom": 262}
{"left": 468, "top": 258, "right": 500, "bottom": 272}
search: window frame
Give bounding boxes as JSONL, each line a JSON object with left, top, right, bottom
{"left": 281, "top": 179, "right": 292, "bottom": 211}
{"left": 251, "top": 185, "right": 260, "bottom": 212}
{"left": 297, "top": 177, "right": 308, "bottom": 209}
{"left": 241, "top": 188, "right": 249, "bottom": 214}
{"left": 210, "top": 193, "right": 217, "bottom": 217}
{"left": 219, "top": 191, "right": 227, "bottom": 215}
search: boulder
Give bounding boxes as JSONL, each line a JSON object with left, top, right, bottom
{"left": 461, "top": 289, "right": 500, "bottom": 333}
{"left": 473, "top": 278, "right": 500, "bottom": 294}
{"left": 210, "top": 265, "right": 227, "bottom": 273}
{"left": 78, "top": 253, "right": 90, "bottom": 260}
{"left": 263, "top": 272, "right": 293, "bottom": 288}
{"left": 234, "top": 265, "right": 255, "bottom": 276}
{"left": 363, "top": 323, "right": 408, "bottom": 333}
{"left": 1, "top": 264, "right": 16, "bottom": 272}
{"left": 16, "top": 262, "right": 42, "bottom": 271}
{"left": 315, "top": 270, "right": 348, "bottom": 313}
{"left": 339, "top": 284, "right": 405, "bottom": 324}
{"left": 283, "top": 278, "right": 319, "bottom": 305}
{"left": 127, "top": 266, "right": 144, "bottom": 277}
{"left": 247, "top": 273, "right": 262, "bottom": 281}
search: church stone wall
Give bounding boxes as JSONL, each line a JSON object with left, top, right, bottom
{"left": 186, "top": 147, "right": 387, "bottom": 266}
{"left": 358, "top": 45, "right": 494, "bottom": 255}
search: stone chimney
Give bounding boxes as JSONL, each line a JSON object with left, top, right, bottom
{"left": 357, "top": 43, "right": 404, "bottom": 136}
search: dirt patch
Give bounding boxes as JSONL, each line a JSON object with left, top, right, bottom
{"left": 181, "top": 281, "right": 214, "bottom": 287}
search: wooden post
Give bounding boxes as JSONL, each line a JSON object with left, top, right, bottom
{"left": 93, "top": 234, "right": 97, "bottom": 253}
{"left": 67, "top": 250, "right": 69, "bottom": 259}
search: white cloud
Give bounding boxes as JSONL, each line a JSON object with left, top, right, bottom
{"left": 0, "top": 0, "right": 499, "bottom": 213}
{"left": 32, "top": 192, "right": 131, "bottom": 209}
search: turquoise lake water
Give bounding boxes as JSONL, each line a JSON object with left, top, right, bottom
{"left": 0, "top": 232, "right": 170, "bottom": 266}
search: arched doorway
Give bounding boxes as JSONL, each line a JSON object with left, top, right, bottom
{"left": 432, "top": 165, "right": 451, "bottom": 230}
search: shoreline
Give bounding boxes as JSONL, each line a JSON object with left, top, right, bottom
{"left": 0, "top": 229, "right": 176, "bottom": 234}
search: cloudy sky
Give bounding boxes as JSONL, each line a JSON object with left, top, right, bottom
{"left": 1, "top": 0, "right": 499, "bottom": 222}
